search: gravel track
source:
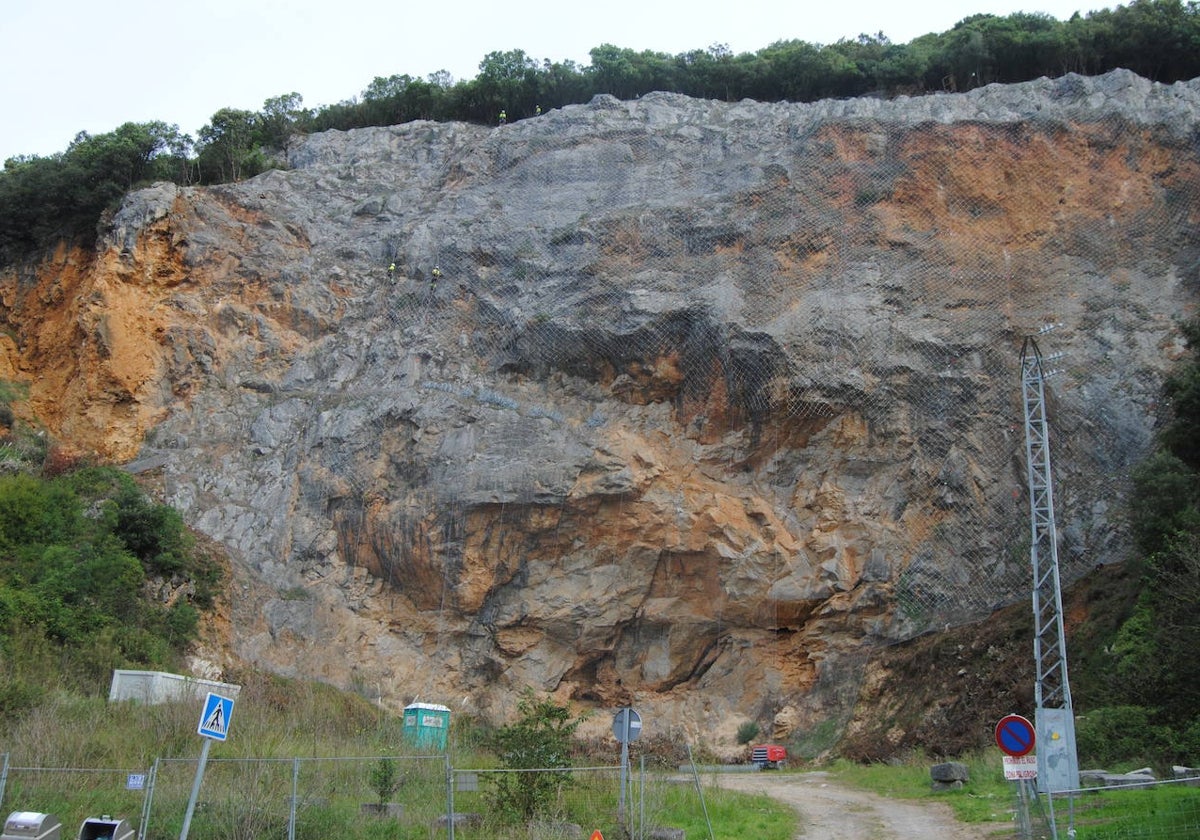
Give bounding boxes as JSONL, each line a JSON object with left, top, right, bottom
{"left": 711, "top": 770, "right": 1014, "bottom": 839}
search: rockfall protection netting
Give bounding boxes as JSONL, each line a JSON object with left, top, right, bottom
{"left": 211, "top": 90, "right": 1197, "bottom": 696}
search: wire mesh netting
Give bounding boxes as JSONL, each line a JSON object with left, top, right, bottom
{"left": 0, "top": 763, "right": 150, "bottom": 835}
{"left": 140, "top": 75, "right": 1200, "bottom": 729}
{"left": 0, "top": 753, "right": 724, "bottom": 840}
{"left": 1034, "top": 779, "right": 1200, "bottom": 840}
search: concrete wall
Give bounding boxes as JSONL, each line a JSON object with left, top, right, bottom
{"left": 108, "top": 670, "right": 241, "bottom": 705}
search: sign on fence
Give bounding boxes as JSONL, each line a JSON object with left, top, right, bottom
{"left": 1003, "top": 755, "right": 1038, "bottom": 780}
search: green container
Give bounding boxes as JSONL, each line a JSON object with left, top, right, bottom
{"left": 402, "top": 702, "right": 450, "bottom": 750}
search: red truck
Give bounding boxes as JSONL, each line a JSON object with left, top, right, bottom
{"left": 750, "top": 744, "right": 788, "bottom": 769}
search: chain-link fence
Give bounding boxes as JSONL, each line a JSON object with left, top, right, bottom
{"left": 447, "top": 764, "right": 693, "bottom": 840}
{"left": 145, "top": 754, "right": 450, "bottom": 840}
{"left": 0, "top": 752, "right": 717, "bottom": 840}
{"left": 1028, "top": 778, "right": 1200, "bottom": 840}
{"left": 6, "top": 749, "right": 1200, "bottom": 839}
{"left": 0, "top": 756, "right": 152, "bottom": 835}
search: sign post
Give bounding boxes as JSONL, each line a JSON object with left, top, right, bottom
{"left": 180, "top": 693, "right": 236, "bottom": 840}
{"left": 996, "top": 715, "right": 1037, "bottom": 839}
{"left": 612, "top": 708, "right": 642, "bottom": 826}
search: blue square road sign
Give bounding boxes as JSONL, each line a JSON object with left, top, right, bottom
{"left": 198, "top": 692, "right": 235, "bottom": 741}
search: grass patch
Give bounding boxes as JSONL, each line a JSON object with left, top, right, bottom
{"left": 660, "top": 782, "right": 796, "bottom": 840}
{"left": 1054, "top": 783, "right": 1200, "bottom": 839}
{"left": 791, "top": 716, "right": 843, "bottom": 760}
{"left": 827, "top": 751, "right": 1013, "bottom": 824}
{"left": 827, "top": 752, "right": 1200, "bottom": 837}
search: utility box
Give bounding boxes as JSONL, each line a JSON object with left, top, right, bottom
{"left": 76, "top": 817, "right": 134, "bottom": 840}
{"left": 403, "top": 702, "right": 451, "bottom": 750}
{"left": 1, "top": 812, "right": 61, "bottom": 840}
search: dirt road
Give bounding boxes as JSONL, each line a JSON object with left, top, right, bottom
{"left": 712, "top": 771, "right": 1013, "bottom": 839}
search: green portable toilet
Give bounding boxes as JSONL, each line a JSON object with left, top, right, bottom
{"left": 403, "top": 702, "right": 451, "bottom": 750}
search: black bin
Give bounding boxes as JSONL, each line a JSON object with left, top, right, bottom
{"left": 1, "top": 812, "right": 61, "bottom": 840}
{"left": 75, "top": 818, "right": 133, "bottom": 840}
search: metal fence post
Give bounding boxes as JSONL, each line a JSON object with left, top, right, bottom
{"left": 638, "top": 754, "right": 646, "bottom": 840}
{"left": 0, "top": 752, "right": 8, "bottom": 811}
{"left": 139, "top": 759, "right": 158, "bottom": 840}
{"left": 288, "top": 757, "right": 300, "bottom": 840}
{"left": 686, "top": 743, "right": 716, "bottom": 840}
{"left": 445, "top": 754, "right": 455, "bottom": 840}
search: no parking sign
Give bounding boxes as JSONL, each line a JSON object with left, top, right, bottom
{"left": 995, "top": 714, "right": 1036, "bottom": 757}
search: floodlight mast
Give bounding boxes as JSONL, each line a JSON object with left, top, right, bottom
{"left": 1020, "top": 335, "right": 1080, "bottom": 797}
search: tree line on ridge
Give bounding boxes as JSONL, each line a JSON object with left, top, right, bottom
{"left": 1, "top": 0, "right": 1199, "bottom": 264}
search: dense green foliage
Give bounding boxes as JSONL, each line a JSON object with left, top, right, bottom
{"left": 1072, "top": 319, "right": 1200, "bottom": 768}
{"left": 0, "top": 122, "right": 193, "bottom": 261}
{"left": 0, "top": 461, "right": 221, "bottom": 712}
{"left": 4, "top": 0, "right": 1200, "bottom": 263}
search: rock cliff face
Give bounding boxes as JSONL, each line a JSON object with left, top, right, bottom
{"left": 2, "top": 70, "right": 1198, "bottom": 746}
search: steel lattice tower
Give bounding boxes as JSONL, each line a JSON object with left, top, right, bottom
{"left": 1020, "top": 335, "right": 1079, "bottom": 795}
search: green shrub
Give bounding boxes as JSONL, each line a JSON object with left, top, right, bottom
{"left": 1075, "top": 706, "right": 1177, "bottom": 769}
{"left": 367, "top": 757, "right": 400, "bottom": 806}
{"left": 736, "top": 720, "right": 760, "bottom": 745}
{"left": 0, "top": 677, "right": 43, "bottom": 725}
{"left": 486, "top": 690, "right": 585, "bottom": 822}
{"left": 1174, "top": 717, "right": 1200, "bottom": 758}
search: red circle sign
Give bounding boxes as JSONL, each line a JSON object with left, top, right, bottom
{"left": 995, "top": 714, "right": 1036, "bottom": 757}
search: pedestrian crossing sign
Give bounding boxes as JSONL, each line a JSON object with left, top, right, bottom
{"left": 198, "top": 692, "right": 234, "bottom": 741}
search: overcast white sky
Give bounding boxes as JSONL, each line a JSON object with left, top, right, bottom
{"left": 2, "top": 0, "right": 1107, "bottom": 163}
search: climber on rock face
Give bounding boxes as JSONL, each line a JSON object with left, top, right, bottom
{"left": 430, "top": 265, "right": 442, "bottom": 295}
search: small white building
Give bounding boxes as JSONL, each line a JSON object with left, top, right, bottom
{"left": 108, "top": 669, "right": 241, "bottom": 705}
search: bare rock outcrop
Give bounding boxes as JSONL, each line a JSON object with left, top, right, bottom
{"left": 2, "top": 70, "right": 1198, "bottom": 743}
